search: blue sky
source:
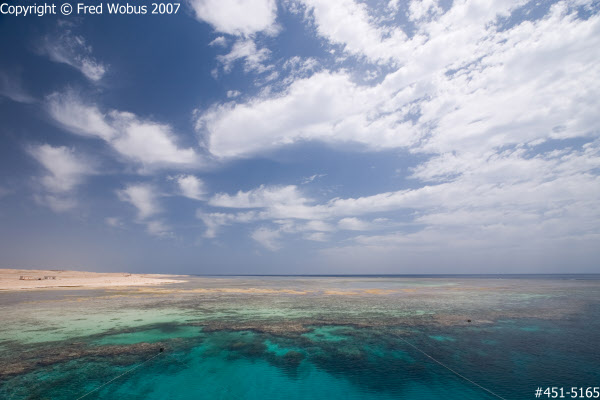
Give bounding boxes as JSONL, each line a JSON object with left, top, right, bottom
{"left": 0, "top": 0, "right": 599, "bottom": 274}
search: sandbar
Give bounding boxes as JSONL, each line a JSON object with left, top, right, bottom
{"left": 0, "top": 268, "right": 187, "bottom": 291}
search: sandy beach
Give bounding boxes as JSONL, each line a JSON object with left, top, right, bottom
{"left": 0, "top": 268, "right": 187, "bottom": 290}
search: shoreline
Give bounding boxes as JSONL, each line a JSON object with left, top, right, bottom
{"left": 0, "top": 268, "right": 187, "bottom": 291}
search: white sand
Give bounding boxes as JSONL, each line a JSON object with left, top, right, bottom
{"left": 0, "top": 268, "right": 187, "bottom": 290}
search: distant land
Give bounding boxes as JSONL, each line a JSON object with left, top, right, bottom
{"left": 0, "top": 268, "right": 186, "bottom": 290}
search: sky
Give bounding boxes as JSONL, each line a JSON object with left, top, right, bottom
{"left": 0, "top": 0, "right": 599, "bottom": 274}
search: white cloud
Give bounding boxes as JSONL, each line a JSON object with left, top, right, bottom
{"left": 28, "top": 145, "right": 92, "bottom": 193}
{"left": 47, "top": 92, "right": 115, "bottom": 141}
{"left": 338, "top": 217, "right": 371, "bottom": 230}
{"left": 163, "top": 1, "right": 600, "bottom": 257}
{"left": 190, "top": 0, "right": 600, "bottom": 257}
{"left": 227, "top": 90, "right": 241, "bottom": 98}
{"left": 261, "top": 70, "right": 279, "bottom": 83}
{"left": 387, "top": 0, "right": 400, "bottom": 11}
{"left": 198, "top": 183, "right": 389, "bottom": 242}
{"left": 297, "top": 0, "right": 411, "bottom": 63}
{"left": 117, "top": 184, "right": 161, "bottom": 219}
{"left": 199, "top": 185, "right": 326, "bottom": 240}
{"left": 251, "top": 226, "right": 281, "bottom": 250}
{"left": 321, "top": 203, "right": 600, "bottom": 271}
{"left": 196, "top": 211, "right": 257, "bottom": 238}
{"left": 47, "top": 92, "right": 202, "bottom": 170}
{"left": 408, "top": 0, "right": 442, "bottom": 21}
{"left": 209, "top": 185, "right": 308, "bottom": 209}
{"left": 318, "top": 141, "right": 600, "bottom": 266}
{"left": 281, "top": 56, "right": 320, "bottom": 85}
{"left": 40, "top": 30, "right": 107, "bottom": 81}
{"left": 198, "top": 1, "right": 600, "bottom": 161}
{"left": 28, "top": 144, "right": 95, "bottom": 212}
{"left": 196, "top": 212, "right": 228, "bottom": 238}
{"left": 197, "top": 71, "right": 415, "bottom": 158}
{"left": 217, "top": 39, "right": 273, "bottom": 74}
{"left": 175, "top": 175, "right": 206, "bottom": 200}
{"left": 212, "top": 142, "right": 599, "bottom": 227}
{"left": 109, "top": 111, "right": 199, "bottom": 167}
{"left": 188, "top": 0, "right": 278, "bottom": 36}
{"left": 197, "top": 136, "right": 600, "bottom": 255}
{"left": 297, "top": 0, "right": 533, "bottom": 65}
{"left": 117, "top": 183, "right": 173, "bottom": 237}
{"left": 283, "top": 56, "right": 319, "bottom": 74}
{"left": 209, "top": 36, "right": 228, "bottom": 47}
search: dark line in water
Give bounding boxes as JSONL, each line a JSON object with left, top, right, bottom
{"left": 398, "top": 336, "right": 508, "bottom": 400}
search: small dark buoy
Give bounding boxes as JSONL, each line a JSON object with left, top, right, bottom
{"left": 159, "top": 347, "right": 164, "bottom": 353}
{"left": 467, "top": 319, "right": 472, "bottom": 323}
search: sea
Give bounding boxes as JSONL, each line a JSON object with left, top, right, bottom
{"left": 0, "top": 275, "right": 599, "bottom": 400}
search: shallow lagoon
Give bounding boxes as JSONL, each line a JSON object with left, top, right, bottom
{"left": 1, "top": 275, "right": 599, "bottom": 399}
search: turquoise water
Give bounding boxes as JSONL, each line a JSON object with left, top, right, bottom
{"left": 1, "top": 276, "right": 599, "bottom": 399}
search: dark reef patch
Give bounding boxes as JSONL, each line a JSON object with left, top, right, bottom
{"left": 0, "top": 341, "right": 176, "bottom": 379}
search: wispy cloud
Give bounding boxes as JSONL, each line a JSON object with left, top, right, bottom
{"left": 301, "top": 174, "right": 326, "bottom": 184}
{"left": 209, "top": 36, "right": 228, "bottom": 47}
{"left": 251, "top": 226, "right": 281, "bottom": 250}
{"left": 28, "top": 144, "right": 95, "bottom": 212}
{"left": 40, "top": 28, "right": 107, "bottom": 81}
{"left": 197, "top": 211, "right": 257, "bottom": 238}
{"left": 117, "top": 183, "right": 172, "bottom": 237}
{"left": 217, "top": 39, "right": 273, "bottom": 74}
{"left": 0, "top": 71, "right": 35, "bottom": 103}
{"left": 209, "top": 185, "right": 308, "bottom": 209}
{"left": 117, "top": 184, "right": 161, "bottom": 220}
{"left": 197, "top": 137, "right": 600, "bottom": 252}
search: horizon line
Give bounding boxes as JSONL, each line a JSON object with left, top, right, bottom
{"left": 189, "top": 273, "right": 600, "bottom": 277}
